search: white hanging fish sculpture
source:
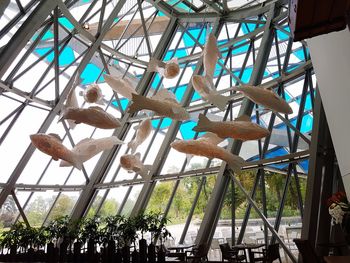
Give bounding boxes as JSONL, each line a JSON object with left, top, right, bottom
{"left": 128, "top": 90, "right": 189, "bottom": 121}
{"left": 79, "top": 84, "right": 104, "bottom": 105}
{"left": 193, "top": 113, "right": 270, "bottom": 141}
{"left": 61, "top": 87, "right": 79, "bottom": 130}
{"left": 191, "top": 75, "right": 229, "bottom": 111}
{"left": 60, "top": 106, "right": 121, "bottom": 129}
{"left": 104, "top": 74, "right": 136, "bottom": 99}
{"left": 0, "top": 0, "right": 10, "bottom": 17}
{"left": 120, "top": 153, "right": 152, "bottom": 179}
{"left": 30, "top": 133, "right": 83, "bottom": 170}
{"left": 203, "top": 33, "right": 221, "bottom": 82}
{"left": 185, "top": 132, "right": 225, "bottom": 165}
{"left": 232, "top": 85, "right": 293, "bottom": 114}
{"left": 171, "top": 139, "right": 245, "bottom": 174}
{"left": 60, "top": 136, "right": 124, "bottom": 167}
{"left": 128, "top": 118, "right": 152, "bottom": 154}
{"left": 147, "top": 58, "right": 180, "bottom": 79}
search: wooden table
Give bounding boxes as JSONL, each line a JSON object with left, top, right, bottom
{"left": 167, "top": 244, "right": 194, "bottom": 261}
{"left": 233, "top": 243, "right": 265, "bottom": 263}
{"left": 324, "top": 255, "right": 350, "bottom": 263}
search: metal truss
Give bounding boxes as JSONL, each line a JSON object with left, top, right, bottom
{"left": 0, "top": 0, "right": 317, "bottom": 261}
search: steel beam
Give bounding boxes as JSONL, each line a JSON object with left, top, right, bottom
{"left": 129, "top": 21, "right": 222, "bottom": 217}
{"left": 301, "top": 89, "right": 337, "bottom": 252}
{"left": 194, "top": 3, "right": 279, "bottom": 248}
{"left": 0, "top": 0, "right": 58, "bottom": 78}
{"left": 0, "top": 0, "right": 128, "bottom": 208}
{"left": 69, "top": 17, "right": 178, "bottom": 221}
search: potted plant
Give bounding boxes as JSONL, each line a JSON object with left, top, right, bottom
{"left": 101, "top": 215, "right": 125, "bottom": 262}
{"left": 134, "top": 212, "right": 152, "bottom": 263}
{"left": 119, "top": 217, "right": 137, "bottom": 263}
{"left": 80, "top": 216, "right": 101, "bottom": 262}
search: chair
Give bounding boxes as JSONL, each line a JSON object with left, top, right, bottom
{"left": 293, "top": 239, "right": 323, "bottom": 263}
{"left": 252, "top": 243, "right": 282, "bottom": 263}
{"left": 186, "top": 243, "right": 209, "bottom": 262}
{"left": 219, "top": 243, "right": 246, "bottom": 262}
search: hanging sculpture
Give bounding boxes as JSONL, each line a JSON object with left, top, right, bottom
{"left": 60, "top": 136, "right": 124, "bottom": 167}
{"left": 60, "top": 106, "right": 121, "bottom": 129}
{"left": 30, "top": 133, "right": 83, "bottom": 170}
{"left": 193, "top": 113, "right": 270, "bottom": 141}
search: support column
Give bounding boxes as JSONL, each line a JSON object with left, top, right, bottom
{"left": 194, "top": 3, "right": 279, "bottom": 248}
{"left": 301, "top": 89, "right": 338, "bottom": 255}
{"left": 69, "top": 17, "right": 179, "bottom": 221}
{"left": 130, "top": 21, "right": 222, "bottom": 216}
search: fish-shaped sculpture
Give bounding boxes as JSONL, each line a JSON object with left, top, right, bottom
{"left": 79, "top": 84, "right": 104, "bottom": 105}
{"left": 203, "top": 33, "right": 221, "bottom": 81}
{"left": 0, "top": 0, "right": 10, "bottom": 17}
{"left": 120, "top": 153, "right": 152, "bottom": 178}
{"left": 61, "top": 88, "right": 79, "bottom": 130}
{"left": 147, "top": 58, "right": 180, "bottom": 79}
{"left": 192, "top": 75, "right": 229, "bottom": 111}
{"left": 233, "top": 85, "right": 293, "bottom": 114}
{"left": 104, "top": 74, "right": 136, "bottom": 99}
{"left": 170, "top": 139, "right": 245, "bottom": 174}
{"left": 60, "top": 106, "right": 121, "bottom": 129}
{"left": 60, "top": 136, "right": 124, "bottom": 167}
{"left": 128, "top": 118, "right": 152, "bottom": 154}
{"left": 30, "top": 133, "right": 83, "bottom": 170}
{"left": 185, "top": 132, "right": 225, "bottom": 165}
{"left": 193, "top": 113, "right": 270, "bottom": 141}
{"left": 128, "top": 91, "right": 189, "bottom": 121}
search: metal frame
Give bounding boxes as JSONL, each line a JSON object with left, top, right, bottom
{"left": 0, "top": 1, "right": 324, "bottom": 261}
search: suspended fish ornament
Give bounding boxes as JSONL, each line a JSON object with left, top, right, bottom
{"left": 203, "top": 33, "right": 221, "bottom": 82}
{"left": 104, "top": 74, "right": 136, "bottom": 99}
{"left": 171, "top": 139, "right": 245, "bottom": 174}
{"left": 191, "top": 75, "right": 229, "bottom": 111}
{"left": 60, "top": 106, "right": 121, "bottom": 129}
{"left": 120, "top": 153, "right": 152, "bottom": 179}
{"left": 128, "top": 90, "right": 189, "bottom": 121}
{"left": 60, "top": 136, "right": 124, "bottom": 167}
{"left": 232, "top": 85, "right": 293, "bottom": 114}
{"left": 185, "top": 132, "right": 225, "bottom": 165}
{"left": 193, "top": 113, "right": 270, "bottom": 141}
{"left": 128, "top": 118, "right": 152, "bottom": 154}
{"left": 30, "top": 133, "right": 83, "bottom": 170}
{"left": 147, "top": 58, "right": 180, "bottom": 79}
{"left": 79, "top": 84, "right": 104, "bottom": 105}
{"left": 61, "top": 87, "right": 79, "bottom": 130}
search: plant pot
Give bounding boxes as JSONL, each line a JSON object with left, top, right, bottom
{"left": 157, "top": 249, "right": 166, "bottom": 263}
{"left": 116, "top": 248, "right": 123, "bottom": 263}
{"left": 122, "top": 246, "right": 130, "bottom": 263}
{"left": 132, "top": 249, "right": 140, "bottom": 263}
{"left": 139, "top": 239, "right": 147, "bottom": 263}
{"left": 87, "top": 239, "right": 98, "bottom": 262}
{"left": 148, "top": 243, "right": 156, "bottom": 263}
{"left": 107, "top": 240, "right": 116, "bottom": 258}
{"left": 73, "top": 242, "right": 82, "bottom": 262}
{"left": 59, "top": 239, "right": 69, "bottom": 262}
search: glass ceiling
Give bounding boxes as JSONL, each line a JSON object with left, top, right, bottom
{"left": 0, "top": 0, "right": 314, "bottom": 262}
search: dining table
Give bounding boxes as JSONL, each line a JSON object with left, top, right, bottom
{"left": 233, "top": 243, "right": 265, "bottom": 263}
{"left": 324, "top": 255, "right": 350, "bottom": 263}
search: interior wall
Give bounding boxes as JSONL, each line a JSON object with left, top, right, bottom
{"left": 307, "top": 29, "right": 350, "bottom": 196}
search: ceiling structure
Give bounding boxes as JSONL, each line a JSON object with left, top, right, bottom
{"left": 0, "top": 0, "right": 315, "bottom": 262}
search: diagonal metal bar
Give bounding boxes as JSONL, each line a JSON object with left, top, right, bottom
{"left": 228, "top": 170, "right": 297, "bottom": 263}
{"left": 194, "top": 3, "right": 279, "bottom": 249}
{"left": 0, "top": 0, "right": 59, "bottom": 78}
